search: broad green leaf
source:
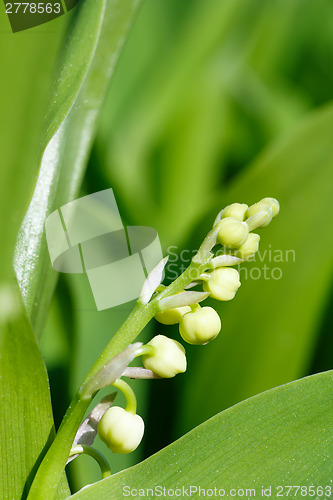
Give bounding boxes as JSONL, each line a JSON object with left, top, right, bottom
{"left": 178, "top": 103, "right": 333, "bottom": 435}
{"left": 0, "top": 13, "right": 69, "bottom": 500}
{"left": 71, "top": 370, "right": 333, "bottom": 498}
{"left": 0, "top": 14, "right": 66, "bottom": 282}
{"left": 1, "top": 1, "right": 141, "bottom": 497}
{"left": 14, "top": 0, "right": 141, "bottom": 337}
{"left": 0, "top": 290, "right": 70, "bottom": 499}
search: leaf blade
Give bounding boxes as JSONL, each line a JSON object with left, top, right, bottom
{"left": 14, "top": 0, "right": 142, "bottom": 337}
{"left": 0, "top": 290, "right": 70, "bottom": 499}
{"left": 70, "top": 370, "right": 333, "bottom": 498}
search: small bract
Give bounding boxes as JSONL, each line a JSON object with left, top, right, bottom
{"left": 98, "top": 406, "right": 144, "bottom": 454}
{"left": 142, "top": 335, "right": 186, "bottom": 378}
{"left": 179, "top": 306, "right": 221, "bottom": 345}
{"left": 217, "top": 217, "right": 249, "bottom": 249}
{"left": 261, "top": 197, "right": 280, "bottom": 217}
{"left": 203, "top": 268, "right": 241, "bottom": 301}
{"left": 246, "top": 201, "right": 273, "bottom": 228}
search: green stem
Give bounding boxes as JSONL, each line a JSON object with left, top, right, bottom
{"left": 134, "top": 345, "right": 156, "bottom": 358}
{"left": 83, "top": 300, "right": 155, "bottom": 383}
{"left": 112, "top": 378, "right": 137, "bottom": 414}
{"left": 27, "top": 394, "right": 90, "bottom": 500}
{"left": 190, "top": 303, "right": 201, "bottom": 312}
{"left": 69, "top": 445, "right": 111, "bottom": 479}
{"left": 84, "top": 257, "right": 210, "bottom": 381}
{"left": 27, "top": 257, "right": 211, "bottom": 500}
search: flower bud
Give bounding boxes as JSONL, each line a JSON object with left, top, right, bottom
{"left": 234, "top": 233, "right": 260, "bottom": 260}
{"left": 98, "top": 406, "right": 144, "bottom": 454}
{"left": 203, "top": 268, "right": 241, "bottom": 301}
{"left": 179, "top": 307, "right": 221, "bottom": 345}
{"left": 217, "top": 217, "right": 249, "bottom": 248}
{"left": 261, "top": 197, "right": 280, "bottom": 217}
{"left": 142, "top": 335, "right": 186, "bottom": 378}
{"left": 155, "top": 306, "right": 192, "bottom": 325}
{"left": 220, "top": 203, "right": 248, "bottom": 221}
{"left": 245, "top": 201, "right": 273, "bottom": 228}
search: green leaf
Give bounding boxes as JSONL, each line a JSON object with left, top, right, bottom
{"left": 14, "top": 0, "right": 141, "bottom": 337}
{"left": 0, "top": 13, "right": 69, "bottom": 500}
{"left": 0, "top": 290, "right": 70, "bottom": 500}
{"left": 178, "top": 102, "right": 333, "bottom": 434}
{"left": 70, "top": 370, "right": 333, "bottom": 498}
{"left": 0, "top": 1, "right": 141, "bottom": 497}
{"left": 0, "top": 15, "right": 66, "bottom": 282}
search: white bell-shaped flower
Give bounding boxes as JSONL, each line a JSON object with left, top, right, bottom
{"left": 217, "top": 217, "right": 249, "bottom": 249}
{"left": 179, "top": 307, "right": 221, "bottom": 345}
{"left": 142, "top": 335, "right": 186, "bottom": 378}
{"left": 98, "top": 406, "right": 144, "bottom": 454}
{"left": 235, "top": 233, "right": 260, "bottom": 260}
{"left": 203, "top": 268, "right": 241, "bottom": 301}
{"left": 220, "top": 203, "right": 248, "bottom": 221}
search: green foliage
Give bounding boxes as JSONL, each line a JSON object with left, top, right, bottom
{"left": 0, "top": 0, "right": 141, "bottom": 498}
{"left": 71, "top": 370, "right": 333, "bottom": 498}
{"left": 178, "top": 103, "right": 333, "bottom": 435}
{"left": 0, "top": 12, "right": 66, "bottom": 281}
{"left": 0, "top": 12, "right": 69, "bottom": 500}
{"left": 0, "top": 294, "right": 70, "bottom": 500}
{"left": 14, "top": 0, "right": 142, "bottom": 337}
{"left": 90, "top": 0, "right": 333, "bottom": 468}
{"left": 1, "top": 0, "right": 333, "bottom": 497}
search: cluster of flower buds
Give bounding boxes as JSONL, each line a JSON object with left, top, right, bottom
{"left": 154, "top": 197, "right": 279, "bottom": 346}
{"left": 96, "top": 197, "right": 279, "bottom": 456}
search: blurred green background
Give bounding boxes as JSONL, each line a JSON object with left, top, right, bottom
{"left": 1, "top": 0, "right": 333, "bottom": 494}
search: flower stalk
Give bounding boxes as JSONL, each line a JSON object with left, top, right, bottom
{"left": 27, "top": 197, "right": 279, "bottom": 500}
{"left": 68, "top": 445, "right": 111, "bottom": 479}
{"left": 27, "top": 255, "right": 211, "bottom": 500}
